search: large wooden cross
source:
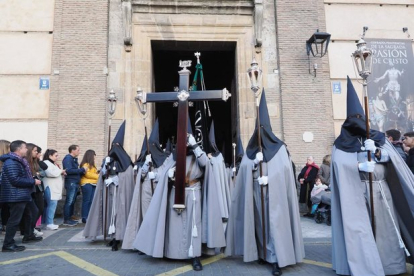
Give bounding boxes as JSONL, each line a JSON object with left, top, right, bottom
{"left": 136, "top": 60, "right": 231, "bottom": 213}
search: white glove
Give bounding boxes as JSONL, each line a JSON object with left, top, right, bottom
{"left": 104, "top": 178, "right": 113, "bottom": 186}
{"left": 232, "top": 167, "right": 236, "bottom": 173}
{"left": 168, "top": 167, "right": 176, "bottom": 179}
{"left": 133, "top": 165, "right": 138, "bottom": 171}
{"left": 254, "top": 152, "right": 263, "bottom": 165}
{"left": 257, "top": 176, "right": 268, "bottom": 185}
{"left": 148, "top": 171, "right": 156, "bottom": 180}
{"left": 187, "top": 134, "right": 197, "bottom": 147}
{"left": 358, "top": 161, "right": 376, "bottom": 173}
{"left": 364, "top": 139, "right": 376, "bottom": 152}
{"left": 145, "top": 154, "right": 152, "bottom": 164}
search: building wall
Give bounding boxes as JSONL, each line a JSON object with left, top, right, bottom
{"left": 0, "top": 0, "right": 55, "bottom": 150}
{"left": 274, "top": 0, "right": 335, "bottom": 166}
{"left": 2, "top": 0, "right": 413, "bottom": 169}
{"left": 48, "top": 0, "right": 109, "bottom": 160}
{"left": 325, "top": 0, "right": 414, "bottom": 136}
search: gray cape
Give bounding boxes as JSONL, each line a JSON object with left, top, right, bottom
{"left": 122, "top": 167, "right": 157, "bottom": 250}
{"left": 227, "top": 167, "right": 236, "bottom": 199}
{"left": 225, "top": 145, "right": 305, "bottom": 267}
{"left": 331, "top": 141, "right": 414, "bottom": 275}
{"left": 83, "top": 166, "right": 135, "bottom": 240}
{"left": 132, "top": 154, "right": 176, "bottom": 257}
{"left": 202, "top": 153, "right": 230, "bottom": 249}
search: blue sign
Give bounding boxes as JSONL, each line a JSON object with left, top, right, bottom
{"left": 332, "top": 82, "right": 341, "bottom": 94}
{"left": 39, "top": 77, "right": 50, "bottom": 90}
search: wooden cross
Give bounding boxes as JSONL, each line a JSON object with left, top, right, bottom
{"left": 135, "top": 60, "right": 231, "bottom": 212}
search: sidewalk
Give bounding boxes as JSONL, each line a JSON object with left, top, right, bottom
{"left": 0, "top": 217, "right": 411, "bottom": 276}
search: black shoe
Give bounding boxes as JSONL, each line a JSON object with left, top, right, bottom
{"left": 272, "top": 263, "right": 282, "bottom": 276}
{"left": 2, "top": 244, "right": 26, "bottom": 252}
{"left": 257, "top": 258, "right": 266, "bottom": 265}
{"left": 303, "top": 213, "right": 314, "bottom": 218}
{"left": 192, "top": 257, "right": 203, "bottom": 271}
{"left": 22, "top": 235, "right": 43, "bottom": 243}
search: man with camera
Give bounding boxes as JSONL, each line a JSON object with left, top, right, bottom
{"left": 0, "top": 140, "right": 42, "bottom": 252}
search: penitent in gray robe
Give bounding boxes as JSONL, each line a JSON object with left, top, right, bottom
{"left": 202, "top": 153, "right": 230, "bottom": 250}
{"left": 83, "top": 166, "right": 135, "bottom": 241}
{"left": 227, "top": 167, "right": 236, "bottom": 199}
{"left": 122, "top": 167, "right": 158, "bottom": 250}
{"left": 331, "top": 141, "right": 414, "bottom": 276}
{"left": 225, "top": 145, "right": 304, "bottom": 267}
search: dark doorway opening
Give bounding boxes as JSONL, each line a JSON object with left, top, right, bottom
{"left": 152, "top": 40, "right": 237, "bottom": 164}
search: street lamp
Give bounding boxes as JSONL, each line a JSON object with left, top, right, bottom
{"left": 352, "top": 39, "right": 373, "bottom": 80}
{"left": 107, "top": 89, "right": 118, "bottom": 152}
{"left": 351, "top": 38, "right": 375, "bottom": 238}
{"left": 247, "top": 57, "right": 263, "bottom": 105}
{"left": 306, "top": 30, "right": 331, "bottom": 76}
{"left": 247, "top": 57, "right": 267, "bottom": 261}
{"left": 306, "top": 30, "right": 331, "bottom": 58}
{"left": 104, "top": 89, "right": 117, "bottom": 242}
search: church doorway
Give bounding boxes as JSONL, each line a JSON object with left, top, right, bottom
{"left": 151, "top": 40, "right": 237, "bottom": 164}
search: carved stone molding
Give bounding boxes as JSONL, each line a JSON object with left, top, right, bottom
{"left": 122, "top": 0, "right": 133, "bottom": 52}
{"left": 254, "top": 0, "right": 263, "bottom": 47}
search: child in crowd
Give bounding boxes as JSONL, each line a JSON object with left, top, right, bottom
{"left": 310, "top": 176, "right": 329, "bottom": 214}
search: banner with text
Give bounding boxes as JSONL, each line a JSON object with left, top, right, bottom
{"left": 366, "top": 39, "right": 414, "bottom": 134}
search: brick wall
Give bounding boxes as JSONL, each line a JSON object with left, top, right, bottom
{"left": 48, "top": 0, "right": 109, "bottom": 161}
{"left": 274, "top": 0, "right": 335, "bottom": 167}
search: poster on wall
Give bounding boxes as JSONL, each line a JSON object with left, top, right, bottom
{"left": 365, "top": 39, "right": 414, "bottom": 134}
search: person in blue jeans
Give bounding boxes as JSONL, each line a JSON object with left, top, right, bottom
{"left": 62, "top": 145, "right": 86, "bottom": 226}
{"left": 42, "top": 149, "right": 66, "bottom": 230}
{"left": 79, "top": 150, "right": 99, "bottom": 224}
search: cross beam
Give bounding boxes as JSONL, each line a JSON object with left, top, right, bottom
{"left": 135, "top": 60, "right": 231, "bottom": 213}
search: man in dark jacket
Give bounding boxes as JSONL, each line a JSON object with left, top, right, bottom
{"left": 386, "top": 129, "right": 407, "bottom": 161}
{"left": 403, "top": 131, "right": 414, "bottom": 175}
{"left": 0, "top": 140, "right": 42, "bottom": 252}
{"left": 62, "top": 145, "right": 86, "bottom": 226}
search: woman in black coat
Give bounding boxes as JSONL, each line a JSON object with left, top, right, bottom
{"left": 298, "top": 156, "right": 319, "bottom": 216}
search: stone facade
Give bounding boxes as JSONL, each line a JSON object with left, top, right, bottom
{"left": 1, "top": 0, "right": 413, "bottom": 170}
{"left": 47, "top": 0, "right": 109, "bottom": 161}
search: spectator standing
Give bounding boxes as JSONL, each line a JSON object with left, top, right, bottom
{"left": 42, "top": 149, "right": 65, "bottom": 230}
{"left": 403, "top": 132, "right": 414, "bottom": 174}
{"left": 62, "top": 145, "right": 86, "bottom": 226}
{"left": 386, "top": 129, "right": 407, "bottom": 161}
{"left": 0, "top": 140, "right": 42, "bottom": 252}
{"left": 79, "top": 150, "right": 98, "bottom": 224}
{"left": 317, "top": 155, "right": 331, "bottom": 186}
{"left": 24, "top": 143, "right": 44, "bottom": 237}
{"left": 0, "top": 140, "right": 10, "bottom": 233}
{"left": 298, "top": 156, "right": 319, "bottom": 217}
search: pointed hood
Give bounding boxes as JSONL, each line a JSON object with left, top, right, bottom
{"left": 148, "top": 119, "right": 168, "bottom": 168}
{"left": 246, "top": 89, "right": 284, "bottom": 162}
{"left": 334, "top": 76, "right": 385, "bottom": 152}
{"left": 135, "top": 136, "right": 148, "bottom": 166}
{"left": 236, "top": 136, "right": 244, "bottom": 161}
{"left": 108, "top": 121, "right": 132, "bottom": 172}
{"left": 209, "top": 121, "right": 220, "bottom": 156}
{"left": 346, "top": 76, "right": 365, "bottom": 116}
{"left": 112, "top": 120, "right": 126, "bottom": 147}
{"left": 187, "top": 114, "right": 193, "bottom": 135}
{"left": 165, "top": 138, "right": 172, "bottom": 155}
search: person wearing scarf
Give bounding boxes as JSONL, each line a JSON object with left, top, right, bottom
{"left": 298, "top": 156, "right": 319, "bottom": 217}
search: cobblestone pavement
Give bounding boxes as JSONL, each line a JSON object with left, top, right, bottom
{"left": 0, "top": 217, "right": 412, "bottom": 276}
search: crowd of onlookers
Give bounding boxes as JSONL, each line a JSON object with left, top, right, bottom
{"left": 297, "top": 128, "right": 414, "bottom": 221}
{"left": 0, "top": 140, "right": 99, "bottom": 252}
